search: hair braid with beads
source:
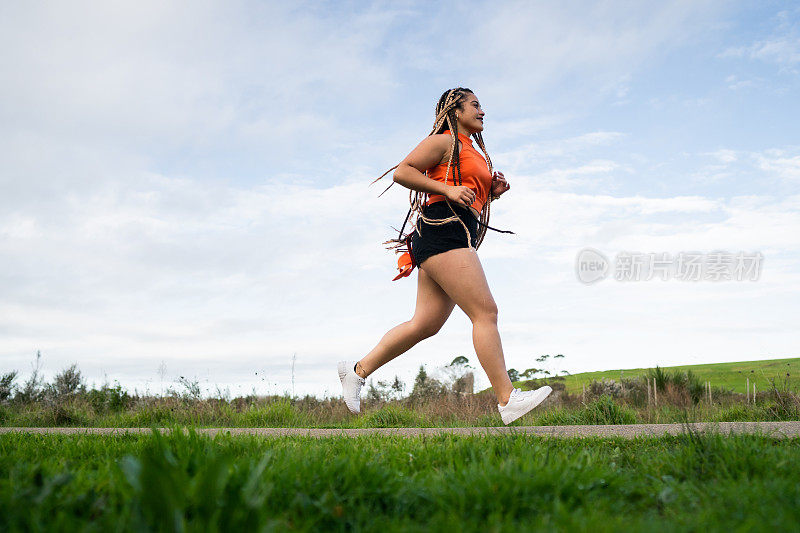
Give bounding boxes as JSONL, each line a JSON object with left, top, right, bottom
{"left": 371, "top": 87, "right": 509, "bottom": 263}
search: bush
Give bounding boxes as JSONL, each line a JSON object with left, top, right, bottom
{"left": 582, "top": 394, "right": 638, "bottom": 424}
{"left": 537, "top": 395, "right": 637, "bottom": 425}
{"left": 0, "top": 371, "right": 17, "bottom": 402}
{"left": 408, "top": 366, "right": 447, "bottom": 405}
{"left": 242, "top": 399, "right": 308, "bottom": 427}
{"left": 587, "top": 378, "right": 625, "bottom": 399}
{"left": 763, "top": 376, "right": 800, "bottom": 419}
{"left": 365, "top": 376, "right": 405, "bottom": 404}
{"left": 50, "top": 404, "right": 90, "bottom": 426}
{"left": 87, "top": 382, "right": 132, "bottom": 413}
{"left": 46, "top": 363, "right": 86, "bottom": 402}
{"left": 645, "top": 366, "right": 704, "bottom": 404}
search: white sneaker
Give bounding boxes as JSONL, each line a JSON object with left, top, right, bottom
{"left": 498, "top": 386, "right": 552, "bottom": 425}
{"left": 338, "top": 360, "right": 365, "bottom": 414}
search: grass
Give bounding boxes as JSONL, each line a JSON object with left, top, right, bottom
{"left": 539, "top": 357, "right": 800, "bottom": 394}
{"left": 1, "top": 429, "right": 799, "bottom": 531}
{"left": 2, "top": 390, "right": 799, "bottom": 429}
{"left": 3, "top": 356, "right": 799, "bottom": 430}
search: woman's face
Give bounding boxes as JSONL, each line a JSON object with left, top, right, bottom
{"left": 457, "top": 93, "right": 485, "bottom": 134}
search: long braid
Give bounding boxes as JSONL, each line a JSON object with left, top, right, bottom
{"left": 472, "top": 130, "right": 493, "bottom": 247}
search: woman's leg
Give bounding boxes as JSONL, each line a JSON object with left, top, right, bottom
{"left": 356, "top": 266, "right": 456, "bottom": 378}
{"left": 418, "top": 247, "right": 515, "bottom": 405}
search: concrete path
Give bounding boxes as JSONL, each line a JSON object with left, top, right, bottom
{"left": 2, "top": 421, "right": 799, "bottom": 438}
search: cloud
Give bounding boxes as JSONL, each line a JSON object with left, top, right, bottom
{"left": 464, "top": 0, "right": 725, "bottom": 109}
{"left": 0, "top": 0, "right": 406, "bottom": 186}
{"left": 719, "top": 8, "right": 800, "bottom": 70}
{"left": 756, "top": 150, "right": 800, "bottom": 182}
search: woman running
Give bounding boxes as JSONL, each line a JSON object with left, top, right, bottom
{"left": 338, "top": 87, "right": 551, "bottom": 425}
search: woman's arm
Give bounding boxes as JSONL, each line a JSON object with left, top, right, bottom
{"left": 393, "top": 135, "right": 476, "bottom": 208}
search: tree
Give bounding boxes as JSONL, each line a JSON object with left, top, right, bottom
{"left": 507, "top": 368, "right": 520, "bottom": 382}
{"left": 0, "top": 371, "right": 17, "bottom": 402}
{"left": 391, "top": 375, "right": 405, "bottom": 396}
{"left": 414, "top": 365, "right": 428, "bottom": 388}
{"left": 366, "top": 375, "right": 405, "bottom": 403}
{"left": 410, "top": 365, "right": 446, "bottom": 402}
{"left": 441, "top": 357, "right": 473, "bottom": 394}
{"left": 449, "top": 356, "right": 471, "bottom": 368}
{"left": 521, "top": 368, "right": 540, "bottom": 379}
{"left": 49, "top": 363, "right": 86, "bottom": 400}
{"left": 17, "top": 350, "right": 45, "bottom": 403}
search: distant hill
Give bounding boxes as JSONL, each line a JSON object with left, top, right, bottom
{"left": 516, "top": 357, "right": 799, "bottom": 394}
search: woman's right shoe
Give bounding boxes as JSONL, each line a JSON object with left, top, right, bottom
{"left": 498, "top": 386, "right": 552, "bottom": 425}
{"left": 337, "top": 360, "right": 365, "bottom": 414}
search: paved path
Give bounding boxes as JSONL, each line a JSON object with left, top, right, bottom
{"left": 2, "top": 421, "right": 799, "bottom": 438}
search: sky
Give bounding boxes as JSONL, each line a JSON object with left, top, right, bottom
{"left": 1, "top": 0, "right": 798, "bottom": 399}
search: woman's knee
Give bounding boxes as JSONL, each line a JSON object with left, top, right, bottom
{"left": 408, "top": 317, "right": 445, "bottom": 339}
{"left": 469, "top": 301, "right": 499, "bottom": 324}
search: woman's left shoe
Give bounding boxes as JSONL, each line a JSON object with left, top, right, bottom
{"left": 498, "top": 386, "right": 552, "bottom": 425}
{"left": 337, "top": 360, "right": 365, "bottom": 414}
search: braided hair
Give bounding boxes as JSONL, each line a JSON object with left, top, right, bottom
{"left": 372, "top": 87, "right": 507, "bottom": 262}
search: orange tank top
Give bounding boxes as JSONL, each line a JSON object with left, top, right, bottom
{"left": 425, "top": 130, "right": 492, "bottom": 213}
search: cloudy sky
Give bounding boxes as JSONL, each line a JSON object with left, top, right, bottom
{"left": 1, "top": 1, "right": 798, "bottom": 398}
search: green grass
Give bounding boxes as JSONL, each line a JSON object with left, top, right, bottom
{"left": 1, "top": 429, "right": 799, "bottom": 531}
{"left": 3, "top": 392, "right": 800, "bottom": 429}
{"left": 545, "top": 357, "right": 800, "bottom": 394}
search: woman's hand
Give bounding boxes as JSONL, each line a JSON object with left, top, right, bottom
{"left": 444, "top": 185, "right": 476, "bottom": 208}
{"left": 491, "top": 171, "right": 510, "bottom": 199}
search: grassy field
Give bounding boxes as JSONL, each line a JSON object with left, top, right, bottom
{"left": 544, "top": 357, "right": 799, "bottom": 394}
{"left": 3, "top": 356, "right": 799, "bottom": 430}
{"left": 2, "top": 393, "right": 799, "bottom": 429}
{"left": 1, "top": 429, "right": 799, "bottom": 531}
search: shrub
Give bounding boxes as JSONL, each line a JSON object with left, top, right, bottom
{"left": 0, "top": 371, "right": 17, "bottom": 402}
{"left": 587, "top": 379, "right": 625, "bottom": 399}
{"left": 408, "top": 366, "right": 447, "bottom": 405}
{"left": 242, "top": 399, "right": 307, "bottom": 427}
{"left": 646, "top": 366, "right": 704, "bottom": 404}
{"left": 536, "top": 395, "right": 637, "bottom": 425}
{"left": 50, "top": 404, "right": 90, "bottom": 426}
{"left": 46, "top": 363, "right": 86, "bottom": 402}
{"left": 87, "top": 382, "right": 132, "bottom": 413}
{"left": 763, "top": 376, "right": 800, "bottom": 420}
{"left": 582, "top": 394, "right": 637, "bottom": 424}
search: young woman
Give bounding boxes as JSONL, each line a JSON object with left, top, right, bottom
{"left": 338, "top": 87, "right": 551, "bottom": 424}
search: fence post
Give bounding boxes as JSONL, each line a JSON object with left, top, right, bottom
{"left": 647, "top": 378, "right": 651, "bottom": 407}
{"left": 753, "top": 383, "right": 756, "bottom": 404}
{"left": 653, "top": 377, "right": 657, "bottom": 407}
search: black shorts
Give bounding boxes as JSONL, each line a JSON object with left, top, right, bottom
{"left": 410, "top": 201, "right": 479, "bottom": 267}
